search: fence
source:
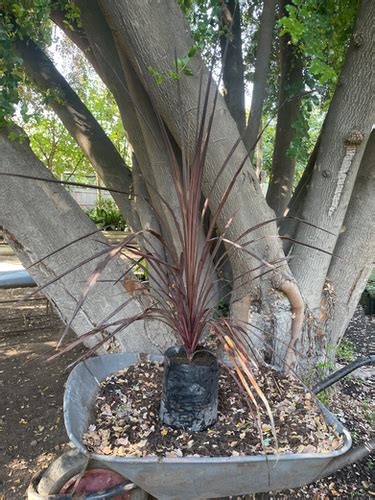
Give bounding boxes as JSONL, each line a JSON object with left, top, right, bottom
{"left": 68, "top": 187, "right": 113, "bottom": 209}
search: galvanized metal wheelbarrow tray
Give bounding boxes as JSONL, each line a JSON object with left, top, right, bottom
{"left": 64, "top": 352, "right": 374, "bottom": 499}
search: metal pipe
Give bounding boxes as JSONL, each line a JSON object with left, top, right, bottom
{"left": 0, "top": 270, "right": 36, "bottom": 289}
{"left": 312, "top": 355, "right": 375, "bottom": 394}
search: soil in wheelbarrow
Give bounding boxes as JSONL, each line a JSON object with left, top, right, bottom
{"left": 83, "top": 361, "right": 343, "bottom": 458}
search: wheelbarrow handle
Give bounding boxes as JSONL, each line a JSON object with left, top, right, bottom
{"left": 311, "top": 355, "right": 375, "bottom": 479}
{"left": 318, "top": 438, "right": 375, "bottom": 479}
{"left": 312, "top": 355, "right": 375, "bottom": 394}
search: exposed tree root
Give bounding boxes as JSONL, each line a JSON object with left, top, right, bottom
{"left": 276, "top": 278, "right": 305, "bottom": 373}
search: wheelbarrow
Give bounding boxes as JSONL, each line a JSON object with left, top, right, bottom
{"left": 30, "top": 353, "right": 375, "bottom": 499}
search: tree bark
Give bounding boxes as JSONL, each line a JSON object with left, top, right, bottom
{"left": 98, "top": 0, "right": 283, "bottom": 275}
{"left": 325, "top": 129, "right": 375, "bottom": 346}
{"left": 266, "top": 0, "right": 304, "bottom": 217}
{"left": 289, "top": 0, "right": 375, "bottom": 313}
{"left": 131, "top": 154, "right": 165, "bottom": 261}
{"left": 279, "top": 134, "right": 321, "bottom": 253}
{"left": 0, "top": 126, "right": 173, "bottom": 354}
{"left": 243, "top": 0, "right": 277, "bottom": 155}
{"left": 53, "top": 0, "right": 171, "bottom": 244}
{"left": 14, "top": 38, "right": 138, "bottom": 228}
{"left": 96, "top": 0, "right": 308, "bottom": 372}
{"left": 115, "top": 49, "right": 184, "bottom": 248}
{"left": 220, "top": 0, "right": 246, "bottom": 133}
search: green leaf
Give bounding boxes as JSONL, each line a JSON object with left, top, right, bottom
{"left": 187, "top": 44, "right": 197, "bottom": 58}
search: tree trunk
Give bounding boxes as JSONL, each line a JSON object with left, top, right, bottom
{"left": 243, "top": 0, "right": 277, "bottom": 156}
{"left": 220, "top": 0, "right": 246, "bottom": 133}
{"left": 325, "top": 129, "right": 375, "bottom": 347}
{"left": 289, "top": 0, "right": 375, "bottom": 314}
{"left": 14, "top": 38, "right": 139, "bottom": 229}
{"left": 279, "top": 134, "right": 321, "bottom": 254}
{"left": 266, "top": 0, "right": 304, "bottom": 217}
{"left": 97, "top": 0, "right": 308, "bottom": 372}
{"left": 0, "top": 126, "right": 173, "bottom": 354}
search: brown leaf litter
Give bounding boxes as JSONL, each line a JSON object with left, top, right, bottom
{"left": 83, "top": 361, "right": 343, "bottom": 458}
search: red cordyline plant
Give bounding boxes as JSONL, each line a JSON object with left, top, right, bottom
{"left": 39, "top": 72, "right": 291, "bottom": 441}
{"left": 7, "top": 67, "right": 333, "bottom": 443}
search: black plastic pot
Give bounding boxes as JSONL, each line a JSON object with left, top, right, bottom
{"left": 159, "top": 346, "right": 219, "bottom": 432}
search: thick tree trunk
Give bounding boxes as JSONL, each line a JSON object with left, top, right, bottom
{"left": 290, "top": 0, "right": 375, "bottom": 313}
{"left": 266, "top": 0, "right": 304, "bottom": 217}
{"left": 14, "top": 38, "right": 139, "bottom": 229}
{"left": 0, "top": 127, "right": 174, "bottom": 354}
{"left": 279, "top": 134, "right": 321, "bottom": 254}
{"left": 95, "top": 0, "right": 308, "bottom": 372}
{"left": 115, "top": 50, "right": 184, "bottom": 248}
{"left": 243, "top": 0, "right": 277, "bottom": 155}
{"left": 131, "top": 155, "right": 166, "bottom": 262}
{"left": 220, "top": 0, "right": 246, "bottom": 133}
{"left": 52, "top": 0, "right": 219, "bottom": 303}
{"left": 325, "top": 130, "right": 375, "bottom": 347}
{"left": 98, "top": 0, "right": 283, "bottom": 274}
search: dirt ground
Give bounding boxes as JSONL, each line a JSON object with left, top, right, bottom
{"left": 0, "top": 287, "right": 85, "bottom": 499}
{"left": 0, "top": 284, "right": 374, "bottom": 499}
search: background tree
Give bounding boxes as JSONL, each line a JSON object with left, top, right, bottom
{"left": 0, "top": 0, "right": 373, "bottom": 377}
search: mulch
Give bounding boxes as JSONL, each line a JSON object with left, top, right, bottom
{"left": 83, "top": 362, "right": 342, "bottom": 458}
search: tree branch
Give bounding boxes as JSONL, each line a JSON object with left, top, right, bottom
{"left": 243, "top": 0, "right": 277, "bottom": 156}
{"left": 266, "top": 0, "right": 304, "bottom": 217}
{"left": 15, "top": 37, "right": 138, "bottom": 227}
{"left": 274, "top": 276, "right": 305, "bottom": 372}
{"left": 326, "top": 129, "right": 375, "bottom": 344}
{"left": 220, "top": 0, "right": 246, "bottom": 133}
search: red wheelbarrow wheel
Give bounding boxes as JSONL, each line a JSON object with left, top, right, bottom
{"left": 27, "top": 449, "right": 150, "bottom": 499}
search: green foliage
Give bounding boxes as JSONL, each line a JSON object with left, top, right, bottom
{"left": 56, "top": 0, "right": 81, "bottom": 30}
{"left": 279, "top": 0, "right": 358, "bottom": 100}
{"left": 85, "top": 199, "right": 127, "bottom": 232}
{"left": 7, "top": 127, "right": 27, "bottom": 143}
{"left": 179, "top": 0, "right": 222, "bottom": 67}
{"left": 317, "top": 390, "right": 331, "bottom": 406}
{"left": 261, "top": 104, "right": 323, "bottom": 185}
{"left": 148, "top": 52, "right": 196, "bottom": 85}
{"left": 214, "top": 299, "right": 229, "bottom": 319}
{"left": 335, "top": 339, "right": 356, "bottom": 363}
{"left": 0, "top": 0, "right": 52, "bottom": 125}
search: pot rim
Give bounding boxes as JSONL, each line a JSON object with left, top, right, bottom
{"left": 164, "top": 345, "right": 218, "bottom": 366}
